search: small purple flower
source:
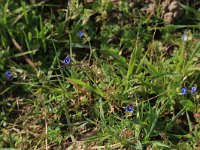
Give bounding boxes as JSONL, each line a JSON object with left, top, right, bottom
{"left": 60, "top": 66, "right": 63, "bottom": 70}
{"left": 181, "top": 87, "right": 187, "bottom": 95}
{"left": 5, "top": 70, "right": 12, "bottom": 80}
{"left": 191, "top": 87, "right": 196, "bottom": 93}
{"left": 78, "top": 31, "right": 84, "bottom": 37}
{"left": 125, "top": 105, "right": 133, "bottom": 113}
{"left": 181, "top": 34, "right": 188, "bottom": 41}
{"left": 63, "top": 57, "right": 71, "bottom": 65}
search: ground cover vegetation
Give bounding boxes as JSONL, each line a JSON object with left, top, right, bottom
{"left": 0, "top": 0, "right": 200, "bottom": 149}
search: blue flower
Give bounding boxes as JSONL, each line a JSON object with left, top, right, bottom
{"left": 5, "top": 70, "right": 12, "bottom": 80}
{"left": 191, "top": 87, "right": 196, "bottom": 93}
{"left": 63, "top": 57, "right": 71, "bottom": 65}
{"left": 181, "top": 34, "right": 188, "bottom": 41}
{"left": 125, "top": 105, "right": 133, "bottom": 113}
{"left": 181, "top": 87, "right": 187, "bottom": 95}
{"left": 78, "top": 31, "right": 84, "bottom": 37}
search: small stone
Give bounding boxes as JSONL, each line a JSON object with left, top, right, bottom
{"left": 146, "top": 3, "right": 156, "bottom": 15}
{"left": 95, "top": 16, "right": 102, "bottom": 23}
{"left": 168, "top": 1, "right": 181, "bottom": 12}
{"left": 129, "top": 2, "right": 135, "bottom": 8}
{"left": 84, "top": 0, "right": 94, "bottom": 3}
{"left": 162, "top": 0, "right": 171, "bottom": 12}
{"left": 164, "top": 12, "right": 173, "bottom": 23}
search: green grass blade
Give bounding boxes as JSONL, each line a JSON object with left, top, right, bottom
{"left": 188, "top": 42, "right": 200, "bottom": 62}
{"left": 67, "top": 78, "right": 104, "bottom": 97}
{"left": 10, "top": 49, "right": 38, "bottom": 58}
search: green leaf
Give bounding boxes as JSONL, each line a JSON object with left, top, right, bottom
{"left": 101, "top": 48, "right": 126, "bottom": 66}
{"left": 188, "top": 42, "right": 200, "bottom": 63}
{"left": 67, "top": 78, "right": 104, "bottom": 97}
{"left": 10, "top": 49, "right": 38, "bottom": 58}
{"left": 99, "top": 98, "right": 105, "bottom": 123}
{"left": 180, "top": 99, "right": 196, "bottom": 111}
{"left": 152, "top": 141, "right": 171, "bottom": 149}
{"left": 127, "top": 47, "right": 137, "bottom": 80}
{"left": 144, "top": 58, "right": 158, "bottom": 76}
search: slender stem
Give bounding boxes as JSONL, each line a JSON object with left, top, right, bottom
{"left": 44, "top": 107, "right": 48, "bottom": 150}
{"left": 69, "top": 33, "right": 73, "bottom": 60}
{"left": 88, "top": 39, "right": 93, "bottom": 64}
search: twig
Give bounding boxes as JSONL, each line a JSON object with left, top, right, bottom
{"left": 45, "top": 110, "right": 48, "bottom": 150}
{"left": 90, "top": 143, "right": 122, "bottom": 149}
{"left": 11, "top": 37, "right": 38, "bottom": 72}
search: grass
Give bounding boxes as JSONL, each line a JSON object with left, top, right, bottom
{"left": 0, "top": 0, "right": 200, "bottom": 149}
